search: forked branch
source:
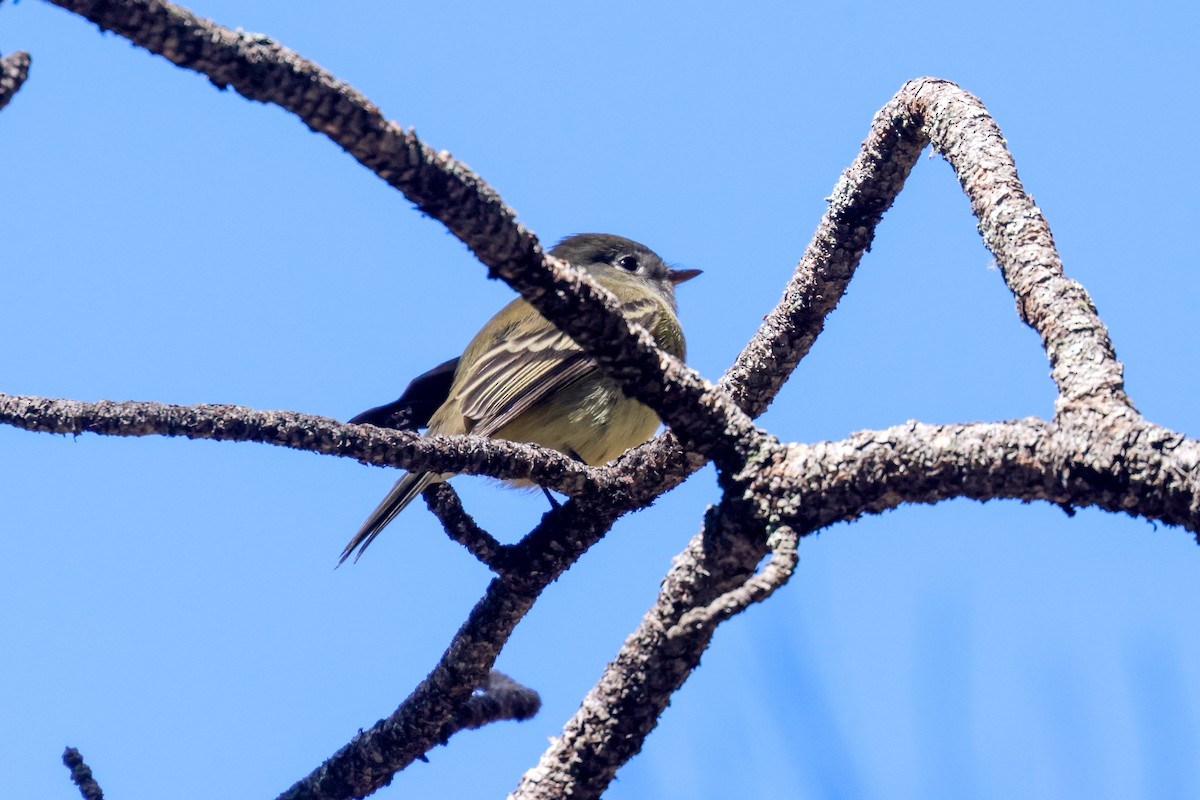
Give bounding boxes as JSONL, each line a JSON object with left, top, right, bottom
{"left": 510, "top": 80, "right": 1200, "bottom": 800}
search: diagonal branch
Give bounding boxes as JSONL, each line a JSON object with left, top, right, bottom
{"left": 62, "top": 747, "right": 105, "bottom": 800}
{"left": 627, "top": 79, "right": 943, "bottom": 484}
{"left": 277, "top": 458, "right": 687, "bottom": 799}
{"left": 276, "top": 499, "right": 623, "bottom": 800}
{"left": 512, "top": 495, "right": 774, "bottom": 800}
{"left": 43, "top": 0, "right": 761, "bottom": 468}
{"left": 720, "top": 86, "right": 927, "bottom": 418}
{"left": 276, "top": 581, "right": 538, "bottom": 800}
{"left": 911, "top": 81, "right": 1130, "bottom": 413}
{"left": 0, "top": 51, "right": 31, "bottom": 112}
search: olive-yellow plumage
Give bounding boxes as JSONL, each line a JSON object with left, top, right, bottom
{"left": 341, "top": 234, "right": 698, "bottom": 563}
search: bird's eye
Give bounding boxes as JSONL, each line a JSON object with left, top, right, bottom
{"left": 616, "top": 255, "right": 640, "bottom": 272}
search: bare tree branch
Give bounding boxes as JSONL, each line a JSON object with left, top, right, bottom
{"left": 62, "top": 747, "right": 104, "bottom": 800}
{"left": 0, "top": 51, "right": 31, "bottom": 112}
{"left": 441, "top": 670, "right": 542, "bottom": 739}
{"left": 0, "top": 394, "right": 605, "bottom": 498}
{"left": 623, "top": 84, "right": 941, "bottom": 492}
{"left": 757, "top": 420, "right": 1200, "bottom": 535}
{"left": 510, "top": 78, "right": 1200, "bottom": 800}
{"left": 910, "top": 81, "right": 1129, "bottom": 414}
{"left": 513, "top": 499, "right": 769, "bottom": 800}
{"left": 423, "top": 483, "right": 511, "bottom": 572}
{"left": 720, "top": 96, "right": 926, "bottom": 419}
{"left": 276, "top": 497, "right": 624, "bottom": 800}
{"left": 288, "top": 485, "right": 675, "bottom": 798}
{"left": 630, "top": 76, "right": 1136, "bottom": 495}
{"left": 667, "top": 524, "right": 800, "bottom": 639}
{"left": 722, "top": 78, "right": 1128, "bottom": 422}
{"left": 514, "top": 417, "right": 1200, "bottom": 798}
{"left": 274, "top": 583, "right": 538, "bottom": 800}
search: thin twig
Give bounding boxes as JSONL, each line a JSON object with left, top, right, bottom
{"left": 667, "top": 525, "right": 799, "bottom": 639}
{"left": 440, "top": 670, "right": 541, "bottom": 740}
{"left": 423, "top": 483, "right": 511, "bottom": 572}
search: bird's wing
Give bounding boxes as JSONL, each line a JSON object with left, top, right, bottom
{"left": 456, "top": 297, "right": 662, "bottom": 438}
{"left": 455, "top": 326, "right": 591, "bottom": 437}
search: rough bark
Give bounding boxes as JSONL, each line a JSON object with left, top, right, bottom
{"left": 0, "top": 51, "right": 31, "bottom": 112}
{"left": 509, "top": 81, "right": 1197, "bottom": 799}
{"left": 3, "top": 4, "right": 1197, "bottom": 800}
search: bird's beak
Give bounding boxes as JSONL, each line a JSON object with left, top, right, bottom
{"left": 668, "top": 268, "right": 702, "bottom": 285}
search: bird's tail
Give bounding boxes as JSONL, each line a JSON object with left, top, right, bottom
{"left": 339, "top": 471, "right": 439, "bottom": 565}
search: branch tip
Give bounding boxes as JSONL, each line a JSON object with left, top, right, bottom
{"left": 62, "top": 747, "right": 104, "bottom": 800}
{"left": 424, "top": 483, "right": 511, "bottom": 572}
{"left": 0, "top": 51, "right": 32, "bottom": 112}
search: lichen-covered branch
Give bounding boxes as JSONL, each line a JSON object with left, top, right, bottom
{"left": 721, "top": 78, "right": 1128, "bottom": 423}
{"left": 667, "top": 524, "right": 800, "bottom": 639}
{"left": 0, "top": 51, "right": 31, "bottom": 112}
{"left": 756, "top": 419, "right": 1200, "bottom": 535}
{"left": 277, "top": 581, "right": 535, "bottom": 800}
{"left": 0, "top": 393, "right": 603, "bottom": 497}
{"left": 510, "top": 78, "right": 1200, "bottom": 800}
{"left": 513, "top": 498, "right": 772, "bottom": 799}
{"left": 720, "top": 88, "right": 926, "bottom": 419}
{"left": 911, "top": 82, "right": 1129, "bottom": 413}
{"left": 514, "top": 414, "right": 1200, "bottom": 799}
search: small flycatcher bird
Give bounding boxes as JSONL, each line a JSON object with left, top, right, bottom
{"left": 340, "top": 233, "right": 699, "bottom": 563}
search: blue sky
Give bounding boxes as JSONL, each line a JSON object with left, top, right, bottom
{"left": 2, "top": 1, "right": 1198, "bottom": 798}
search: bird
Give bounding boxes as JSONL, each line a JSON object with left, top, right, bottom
{"left": 340, "top": 233, "right": 699, "bottom": 563}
